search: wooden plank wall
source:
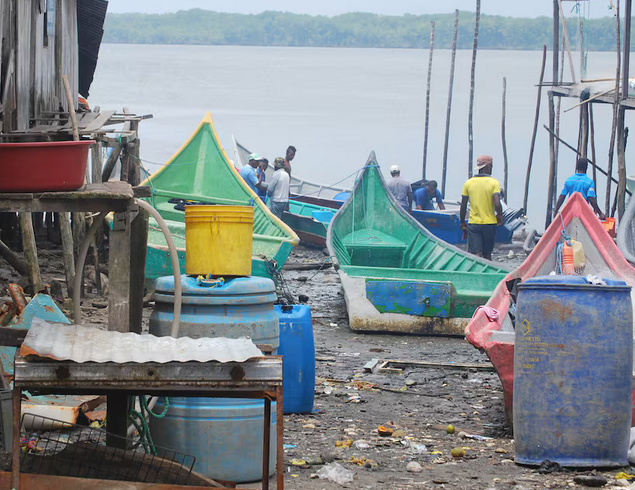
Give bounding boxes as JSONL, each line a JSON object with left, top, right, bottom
{"left": 58, "top": 0, "right": 78, "bottom": 112}
{"left": 16, "top": 0, "right": 32, "bottom": 130}
{"left": 0, "top": 0, "right": 78, "bottom": 132}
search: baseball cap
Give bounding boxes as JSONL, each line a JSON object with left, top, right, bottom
{"left": 476, "top": 155, "right": 493, "bottom": 170}
{"left": 390, "top": 165, "right": 400, "bottom": 174}
{"left": 248, "top": 153, "right": 264, "bottom": 161}
{"left": 274, "top": 157, "right": 285, "bottom": 169}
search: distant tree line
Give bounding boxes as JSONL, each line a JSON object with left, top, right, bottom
{"left": 103, "top": 10, "right": 627, "bottom": 51}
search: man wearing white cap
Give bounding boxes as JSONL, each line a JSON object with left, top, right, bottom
{"left": 386, "top": 165, "right": 413, "bottom": 212}
{"left": 459, "top": 155, "right": 503, "bottom": 261}
{"left": 240, "top": 153, "right": 267, "bottom": 196}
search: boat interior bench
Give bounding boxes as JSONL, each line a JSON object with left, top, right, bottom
{"left": 343, "top": 229, "right": 407, "bottom": 268}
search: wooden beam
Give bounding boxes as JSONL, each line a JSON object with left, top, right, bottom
{"left": 59, "top": 212, "right": 74, "bottom": 298}
{"left": 0, "top": 238, "right": 27, "bottom": 276}
{"left": 501, "top": 77, "right": 509, "bottom": 199}
{"left": 618, "top": 0, "right": 632, "bottom": 218}
{"left": 19, "top": 212, "right": 41, "bottom": 293}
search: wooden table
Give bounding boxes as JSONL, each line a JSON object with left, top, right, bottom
{"left": 12, "top": 356, "right": 284, "bottom": 490}
{"left": 0, "top": 182, "right": 149, "bottom": 452}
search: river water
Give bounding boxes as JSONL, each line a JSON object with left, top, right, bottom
{"left": 90, "top": 44, "right": 632, "bottom": 229}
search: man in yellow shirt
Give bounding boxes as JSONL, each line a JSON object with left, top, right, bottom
{"left": 459, "top": 155, "right": 503, "bottom": 260}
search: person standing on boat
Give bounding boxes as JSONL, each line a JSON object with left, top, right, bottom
{"left": 267, "top": 158, "right": 290, "bottom": 219}
{"left": 553, "top": 157, "right": 606, "bottom": 220}
{"left": 240, "top": 153, "right": 267, "bottom": 196}
{"left": 386, "top": 165, "right": 413, "bottom": 212}
{"left": 283, "top": 146, "right": 296, "bottom": 176}
{"left": 459, "top": 155, "right": 503, "bottom": 261}
{"left": 413, "top": 180, "right": 446, "bottom": 210}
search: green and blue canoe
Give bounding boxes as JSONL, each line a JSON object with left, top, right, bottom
{"left": 326, "top": 152, "right": 510, "bottom": 335}
{"left": 140, "top": 113, "right": 299, "bottom": 286}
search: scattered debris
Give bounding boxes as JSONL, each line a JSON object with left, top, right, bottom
{"left": 406, "top": 461, "right": 422, "bottom": 473}
{"left": 317, "top": 462, "right": 354, "bottom": 484}
{"left": 573, "top": 474, "right": 608, "bottom": 487}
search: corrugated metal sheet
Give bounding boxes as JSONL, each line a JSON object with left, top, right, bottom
{"left": 21, "top": 319, "right": 264, "bottom": 363}
{"left": 77, "top": 0, "right": 108, "bottom": 97}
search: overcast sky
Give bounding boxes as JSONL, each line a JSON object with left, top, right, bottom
{"left": 106, "top": 1, "right": 613, "bottom": 18}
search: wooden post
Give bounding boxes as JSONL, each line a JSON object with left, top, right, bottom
{"left": 557, "top": 0, "right": 578, "bottom": 83}
{"left": 19, "top": 212, "right": 41, "bottom": 293}
{"left": 554, "top": 32, "right": 566, "bottom": 195}
{"left": 553, "top": 0, "right": 560, "bottom": 86}
{"left": 468, "top": 1, "right": 481, "bottom": 178}
{"left": 501, "top": 77, "right": 509, "bottom": 199}
{"left": 523, "top": 45, "right": 548, "bottom": 212}
{"left": 546, "top": 91, "right": 557, "bottom": 229}
{"left": 101, "top": 143, "right": 122, "bottom": 182}
{"left": 618, "top": 0, "right": 631, "bottom": 218}
{"left": 589, "top": 103, "right": 598, "bottom": 187}
{"left": 442, "top": 9, "right": 459, "bottom": 197}
{"left": 59, "top": 212, "right": 75, "bottom": 298}
{"left": 607, "top": 0, "right": 621, "bottom": 215}
{"left": 128, "top": 126, "right": 148, "bottom": 334}
{"left": 579, "top": 102, "right": 589, "bottom": 158}
{"left": 108, "top": 211, "right": 131, "bottom": 333}
{"left": 422, "top": 21, "right": 435, "bottom": 180}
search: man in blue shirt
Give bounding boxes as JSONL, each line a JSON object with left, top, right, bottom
{"left": 257, "top": 158, "right": 269, "bottom": 202}
{"left": 413, "top": 180, "right": 445, "bottom": 211}
{"left": 239, "top": 153, "right": 267, "bottom": 196}
{"left": 554, "top": 157, "right": 606, "bottom": 219}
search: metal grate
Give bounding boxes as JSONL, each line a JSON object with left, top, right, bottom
{"left": 19, "top": 413, "right": 195, "bottom": 485}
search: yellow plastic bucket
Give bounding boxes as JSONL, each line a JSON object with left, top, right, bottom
{"left": 185, "top": 205, "right": 254, "bottom": 276}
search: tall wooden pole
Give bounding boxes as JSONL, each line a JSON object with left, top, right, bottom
{"left": 557, "top": 0, "right": 578, "bottom": 83}
{"left": 422, "top": 21, "right": 435, "bottom": 180}
{"left": 589, "top": 103, "right": 598, "bottom": 187}
{"left": 607, "top": 0, "right": 621, "bottom": 215}
{"left": 501, "top": 77, "right": 509, "bottom": 199}
{"left": 617, "top": 0, "right": 631, "bottom": 218}
{"left": 554, "top": 32, "right": 566, "bottom": 200}
{"left": 553, "top": 0, "right": 560, "bottom": 87}
{"left": 523, "top": 45, "right": 548, "bottom": 212}
{"left": 468, "top": 1, "right": 481, "bottom": 178}
{"left": 441, "top": 9, "right": 459, "bottom": 197}
{"left": 546, "top": 91, "right": 557, "bottom": 229}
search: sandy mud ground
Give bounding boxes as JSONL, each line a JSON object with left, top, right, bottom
{"left": 1, "top": 243, "right": 633, "bottom": 489}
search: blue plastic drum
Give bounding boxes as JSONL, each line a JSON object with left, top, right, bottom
{"left": 149, "top": 275, "right": 279, "bottom": 482}
{"left": 514, "top": 275, "right": 633, "bottom": 467}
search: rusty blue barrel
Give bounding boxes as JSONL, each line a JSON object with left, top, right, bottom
{"left": 514, "top": 275, "right": 633, "bottom": 467}
{"left": 149, "top": 275, "right": 278, "bottom": 482}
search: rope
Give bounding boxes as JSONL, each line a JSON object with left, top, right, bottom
{"left": 128, "top": 396, "right": 170, "bottom": 455}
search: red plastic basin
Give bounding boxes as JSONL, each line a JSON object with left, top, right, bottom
{"left": 0, "top": 140, "right": 94, "bottom": 192}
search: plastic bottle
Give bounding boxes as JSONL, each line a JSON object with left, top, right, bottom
{"left": 562, "top": 242, "right": 575, "bottom": 275}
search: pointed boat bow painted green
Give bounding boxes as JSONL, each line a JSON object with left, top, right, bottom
{"left": 141, "top": 113, "right": 299, "bottom": 286}
{"left": 326, "top": 152, "right": 509, "bottom": 335}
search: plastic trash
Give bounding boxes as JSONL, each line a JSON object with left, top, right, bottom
{"left": 586, "top": 274, "right": 607, "bottom": 286}
{"left": 317, "top": 462, "right": 354, "bottom": 484}
{"left": 353, "top": 439, "right": 371, "bottom": 450}
{"left": 408, "top": 443, "right": 428, "bottom": 454}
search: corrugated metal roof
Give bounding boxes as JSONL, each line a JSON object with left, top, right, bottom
{"left": 21, "top": 319, "right": 264, "bottom": 364}
{"left": 77, "top": 0, "right": 108, "bottom": 97}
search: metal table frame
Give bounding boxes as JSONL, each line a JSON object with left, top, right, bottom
{"left": 12, "top": 356, "right": 284, "bottom": 490}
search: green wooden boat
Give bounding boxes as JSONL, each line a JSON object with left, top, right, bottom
{"left": 141, "top": 113, "right": 299, "bottom": 286}
{"left": 326, "top": 152, "right": 510, "bottom": 335}
{"left": 282, "top": 200, "right": 335, "bottom": 248}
